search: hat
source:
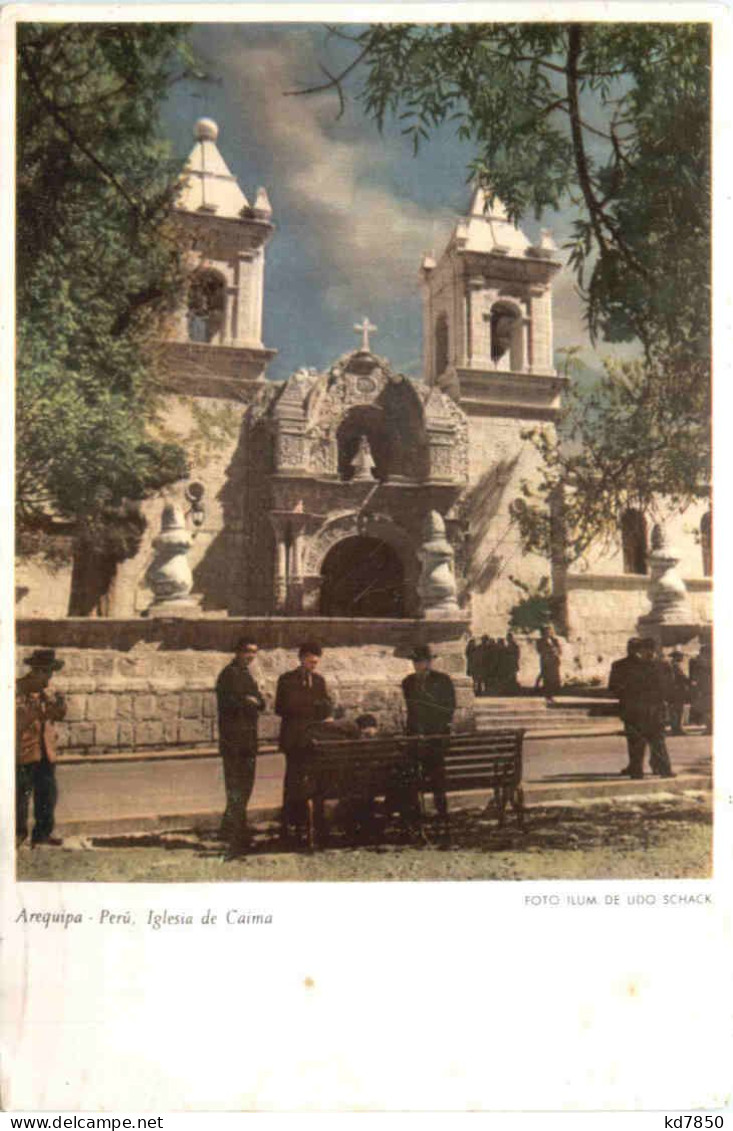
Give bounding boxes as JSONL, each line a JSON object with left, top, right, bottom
{"left": 24, "top": 648, "right": 64, "bottom": 672}
{"left": 671, "top": 650, "right": 684, "bottom": 660}
{"left": 355, "top": 713, "right": 378, "bottom": 730}
{"left": 410, "top": 645, "right": 436, "bottom": 662}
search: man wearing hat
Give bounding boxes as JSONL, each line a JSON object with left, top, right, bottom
{"left": 608, "top": 637, "right": 674, "bottom": 779}
{"left": 16, "top": 649, "right": 67, "bottom": 848}
{"left": 401, "top": 645, "right": 456, "bottom": 829}
{"left": 216, "top": 638, "right": 266, "bottom": 854}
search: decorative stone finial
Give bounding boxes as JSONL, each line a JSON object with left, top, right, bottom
{"left": 417, "top": 510, "right": 460, "bottom": 619}
{"left": 253, "top": 187, "right": 272, "bottom": 217}
{"left": 146, "top": 503, "right": 195, "bottom": 607}
{"left": 639, "top": 523, "right": 691, "bottom": 627}
{"left": 194, "top": 118, "right": 219, "bottom": 141}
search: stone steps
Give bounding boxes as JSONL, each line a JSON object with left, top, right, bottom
{"left": 474, "top": 696, "right": 620, "bottom": 735}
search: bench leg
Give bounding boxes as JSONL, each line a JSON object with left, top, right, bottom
{"left": 497, "top": 786, "right": 510, "bottom": 829}
{"left": 306, "top": 798, "right": 315, "bottom": 853}
{"left": 513, "top": 786, "right": 525, "bottom": 831}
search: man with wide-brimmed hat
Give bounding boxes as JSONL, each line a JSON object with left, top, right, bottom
{"left": 401, "top": 645, "right": 456, "bottom": 834}
{"left": 16, "top": 649, "right": 67, "bottom": 848}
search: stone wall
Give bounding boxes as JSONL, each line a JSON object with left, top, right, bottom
{"left": 562, "top": 574, "right": 713, "bottom": 681}
{"left": 17, "top": 617, "right": 473, "bottom": 755}
{"left": 463, "top": 414, "right": 551, "bottom": 636}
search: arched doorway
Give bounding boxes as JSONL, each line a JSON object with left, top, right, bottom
{"left": 319, "top": 536, "right": 405, "bottom": 618}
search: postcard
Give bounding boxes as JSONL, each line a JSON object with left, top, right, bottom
{"left": 2, "top": 3, "right": 731, "bottom": 1116}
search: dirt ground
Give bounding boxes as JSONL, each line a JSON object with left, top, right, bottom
{"left": 17, "top": 791, "right": 712, "bottom": 883}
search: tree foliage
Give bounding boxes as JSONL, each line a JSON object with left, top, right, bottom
{"left": 16, "top": 24, "right": 195, "bottom": 556}
{"left": 297, "top": 23, "right": 711, "bottom": 550}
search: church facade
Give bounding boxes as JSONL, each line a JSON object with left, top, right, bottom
{"left": 17, "top": 118, "right": 712, "bottom": 679}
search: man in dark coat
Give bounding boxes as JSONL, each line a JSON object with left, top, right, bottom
{"left": 275, "top": 642, "right": 333, "bottom": 842}
{"left": 666, "top": 651, "right": 690, "bottom": 735}
{"left": 609, "top": 637, "right": 674, "bottom": 779}
{"left": 16, "top": 649, "right": 67, "bottom": 848}
{"left": 401, "top": 644, "right": 456, "bottom": 828}
{"left": 689, "top": 643, "right": 713, "bottom": 733}
{"left": 216, "top": 638, "right": 266, "bottom": 853}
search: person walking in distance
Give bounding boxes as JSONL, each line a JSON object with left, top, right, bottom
{"left": 536, "top": 625, "right": 562, "bottom": 699}
{"left": 216, "top": 638, "right": 266, "bottom": 855}
{"left": 275, "top": 642, "right": 333, "bottom": 844}
{"left": 16, "top": 649, "right": 67, "bottom": 848}
{"left": 401, "top": 645, "right": 456, "bottom": 838}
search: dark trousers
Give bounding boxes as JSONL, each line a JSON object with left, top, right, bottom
{"left": 404, "top": 736, "right": 449, "bottom": 823}
{"left": 17, "top": 759, "right": 57, "bottom": 841}
{"left": 624, "top": 712, "right": 673, "bottom": 777}
{"left": 668, "top": 702, "right": 685, "bottom": 734}
{"left": 282, "top": 753, "right": 308, "bottom": 833}
{"left": 220, "top": 741, "right": 257, "bottom": 845}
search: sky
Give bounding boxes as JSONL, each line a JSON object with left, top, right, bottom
{"left": 162, "top": 22, "right": 629, "bottom": 383}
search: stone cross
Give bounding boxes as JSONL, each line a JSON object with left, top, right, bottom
{"left": 354, "top": 317, "right": 377, "bottom": 352}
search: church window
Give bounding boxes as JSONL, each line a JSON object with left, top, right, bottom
{"left": 434, "top": 314, "right": 449, "bottom": 377}
{"left": 621, "top": 509, "right": 648, "bottom": 574}
{"left": 490, "top": 302, "right": 523, "bottom": 371}
{"left": 187, "top": 269, "right": 226, "bottom": 343}
{"left": 700, "top": 510, "right": 712, "bottom": 576}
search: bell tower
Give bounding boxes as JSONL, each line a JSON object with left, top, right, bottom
{"left": 419, "top": 187, "right": 567, "bottom": 634}
{"left": 420, "top": 187, "right": 564, "bottom": 416}
{"left": 163, "top": 117, "right": 276, "bottom": 393}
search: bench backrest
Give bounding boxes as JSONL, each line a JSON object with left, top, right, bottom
{"left": 310, "top": 729, "right": 524, "bottom": 798}
{"left": 309, "top": 737, "right": 411, "bottom": 799}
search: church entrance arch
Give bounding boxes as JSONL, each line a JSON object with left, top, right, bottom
{"left": 319, "top": 536, "right": 405, "bottom": 618}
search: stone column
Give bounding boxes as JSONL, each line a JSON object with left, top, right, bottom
{"left": 235, "top": 251, "right": 259, "bottom": 347}
{"left": 287, "top": 515, "right": 309, "bottom": 615}
{"left": 529, "top": 286, "right": 553, "bottom": 374}
{"left": 467, "top": 277, "right": 488, "bottom": 367}
{"left": 269, "top": 516, "right": 289, "bottom": 613}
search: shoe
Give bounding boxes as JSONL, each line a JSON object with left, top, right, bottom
{"left": 660, "top": 771, "right": 677, "bottom": 779}
{"left": 31, "top": 835, "right": 63, "bottom": 847}
{"left": 16, "top": 832, "right": 28, "bottom": 848}
{"left": 620, "top": 766, "right": 632, "bottom": 776}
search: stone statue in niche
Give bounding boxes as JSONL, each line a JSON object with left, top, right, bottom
{"left": 351, "top": 435, "right": 376, "bottom": 481}
{"left": 417, "top": 510, "right": 460, "bottom": 619}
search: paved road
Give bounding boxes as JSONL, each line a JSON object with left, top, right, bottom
{"left": 51, "top": 732, "right": 713, "bottom": 832}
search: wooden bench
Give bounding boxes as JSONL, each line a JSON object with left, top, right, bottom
{"left": 306, "top": 728, "right": 525, "bottom": 849}
{"left": 305, "top": 736, "right": 416, "bottom": 851}
{"left": 408, "top": 729, "right": 526, "bottom": 829}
